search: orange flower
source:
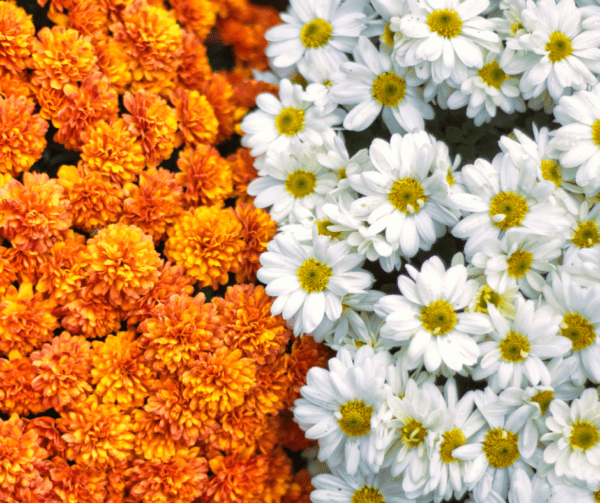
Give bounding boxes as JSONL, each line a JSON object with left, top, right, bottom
{"left": 31, "top": 26, "right": 98, "bottom": 91}
{"left": 0, "top": 95, "right": 48, "bottom": 177}
{"left": 0, "top": 251, "right": 16, "bottom": 296}
{"left": 131, "top": 407, "right": 187, "bottom": 462}
{"left": 120, "top": 168, "right": 184, "bottom": 243}
{"left": 0, "top": 67, "right": 34, "bottom": 102}
{"left": 180, "top": 347, "right": 256, "bottom": 417}
{"left": 59, "top": 394, "right": 135, "bottom": 469}
{"left": 34, "top": 86, "right": 69, "bottom": 122}
{"left": 67, "top": 0, "right": 110, "bottom": 43}
{"left": 49, "top": 456, "right": 108, "bottom": 503}
{"left": 207, "top": 409, "right": 271, "bottom": 455}
{"left": 0, "top": 246, "right": 47, "bottom": 284}
{"left": 122, "top": 89, "right": 178, "bottom": 168}
{"left": 82, "top": 223, "right": 163, "bottom": 309}
{"left": 138, "top": 293, "right": 223, "bottom": 375}
{"left": 125, "top": 448, "right": 208, "bottom": 503}
{"left": 94, "top": 38, "right": 133, "bottom": 93}
{"left": 164, "top": 206, "right": 244, "bottom": 289}
{"left": 225, "top": 68, "right": 279, "bottom": 109}
{"left": 277, "top": 409, "right": 315, "bottom": 453}
{"left": 171, "top": 86, "right": 218, "bottom": 146}
{"left": 53, "top": 73, "right": 119, "bottom": 150}
{"left": 24, "top": 417, "right": 67, "bottom": 459}
{"left": 58, "top": 290, "right": 122, "bottom": 339}
{"left": 0, "top": 283, "right": 59, "bottom": 357}
{"left": 200, "top": 72, "right": 246, "bottom": 143}
{"left": 282, "top": 469, "right": 314, "bottom": 503}
{"left": 0, "top": 2, "right": 35, "bottom": 73}
{"left": 244, "top": 356, "right": 290, "bottom": 417}
{"left": 227, "top": 147, "right": 258, "bottom": 202}
{"left": 176, "top": 144, "right": 232, "bottom": 208}
{"left": 263, "top": 448, "right": 294, "bottom": 503}
{"left": 0, "top": 357, "right": 45, "bottom": 416}
{"left": 235, "top": 203, "right": 277, "bottom": 283}
{"left": 91, "top": 330, "right": 156, "bottom": 409}
{"left": 213, "top": 284, "right": 290, "bottom": 366}
{"left": 79, "top": 119, "right": 146, "bottom": 184}
{"left": 57, "top": 165, "right": 124, "bottom": 233}
{"left": 177, "top": 30, "right": 211, "bottom": 89}
{"left": 171, "top": 0, "right": 217, "bottom": 43}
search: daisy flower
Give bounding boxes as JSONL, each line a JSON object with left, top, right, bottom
{"left": 375, "top": 255, "right": 492, "bottom": 373}
{"left": 323, "top": 311, "right": 393, "bottom": 356}
{"left": 297, "top": 51, "right": 346, "bottom": 112}
{"left": 467, "top": 277, "right": 521, "bottom": 320}
{"left": 264, "top": 0, "right": 366, "bottom": 68}
{"left": 240, "top": 79, "right": 344, "bottom": 156}
{"left": 257, "top": 229, "right": 373, "bottom": 335}
{"left": 329, "top": 36, "right": 434, "bottom": 133}
{"left": 562, "top": 200, "right": 600, "bottom": 267}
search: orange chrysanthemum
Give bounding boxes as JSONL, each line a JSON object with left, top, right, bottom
{"left": 0, "top": 95, "right": 49, "bottom": 177}
{"left": 53, "top": 73, "right": 119, "bottom": 150}
{"left": 49, "top": 456, "right": 108, "bottom": 503}
{"left": 24, "top": 417, "right": 67, "bottom": 459}
{"left": 177, "top": 30, "right": 211, "bottom": 89}
{"left": 94, "top": 39, "right": 133, "bottom": 93}
{"left": 58, "top": 290, "right": 122, "bottom": 339}
{"left": 235, "top": 203, "right": 277, "bottom": 283}
{"left": 226, "top": 68, "right": 279, "bottom": 109}
{"left": 171, "top": 0, "right": 217, "bottom": 43}
{"left": 207, "top": 410, "right": 277, "bottom": 455}
{"left": 164, "top": 206, "right": 244, "bottom": 289}
{"left": 138, "top": 293, "right": 223, "bottom": 374}
{"left": 79, "top": 119, "right": 146, "bottom": 184}
{"left": 0, "top": 2, "right": 35, "bottom": 73}
{"left": 277, "top": 409, "right": 315, "bottom": 453}
{"left": 30, "top": 332, "right": 92, "bottom": 411}
{"left": 131, "top": 407, "right": 187, "bottom": 462}
{"left": 176, "top": 144, "right": 232, "bottom": 208}
{"left": 213, "top": 284, "right": 290, "bottom": 366}
{"left": 0, "top": 283, "right": 59, "bottom": 357}
{"left": 244, "top": 356, "right": 290, "bottom": 417}
{"left": 0, "top": 251, "right": 16, "bottom": 296}
{"left": 227, "top": 147, "right": 258, "bottom": 202}
{"left": 67, "top": 0, "right": 110, "bottom": 42}
{"left": 31, "top": 26, "right": 98, "bottom": 91}
{"left": 171, "top": 87, "right": 218, "bottom": 146}
{"left": 57, "top": 165, "right": 124, "bottom": 233}
{"left": 34, "top": 86, "right": 69, "bottom": 123}
{"left": 0, "top": 357, "right": 45, "bottom": 416}
{"left": 0, "top": 246, "right": 47, "bottom": 284}
{"left": 282, "top": 469, "right": 314, "bottom": 503}
{"left": 120, "top": 168, "right": 184, "bottom": 243}
{"left": 263, "top": 448, "right": 294, "bottom": 503}
{"left": 200, "top": 72, "right": 246, "bottom": 143}
{"left": 125, "top": 448, "right": 208, "bottom": 503}
{"left": 122, "top": 89, "right": 178, "bottom": 168}
{"left": 59, "top": 394, "right": 135, "bottom": 469}
{"left": 91, "top": 330, "right": 155, "bottom": 409}
{"left": 83, "top": 223, "right": 163, "bottom": 309}
{"left": 180, "top": 347, "right": 256, "bottom": 417}
{"left": 0, "top": 67, "right": 33, "bottom": 102}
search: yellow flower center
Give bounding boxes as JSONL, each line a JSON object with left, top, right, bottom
{"left": 569, "top": 420, "right": 600, "bottom": 451}
{"left": 489, "top": 191, "right": 529, "bottom": 230}
{"left": 473, "top": 285, "right": 502, "bottom": 315}
{"left": 300, "top": 18, "right": 333, "bottom": 49}
{"left": 316, "top": 218, "right": 341, "bottom": 239}
{"left": 420, "top": 299, "right": 457, "bottom": 336}
{"left": 426, "top": 9, "right": 463, "bottom": 38}
{"left": 446, "top": 169, "right": 456, "bottom": 186}
{"left": 593, "top": 120, "right": 600, "bottom": 147}
{"left": 383, "top": 22, "right": 396, "bottom": 46}
{"left": 275, "top": 106, "right": 305, "bottom": 136}
{"left": 355, "top": 340, "right": 367, "bottom": 349}
{"left": 351, "top": 486, "right": 385, "bottom": 503}
{"left": 297, "top": 257, "right": 332, "bottom": 294}
{"left": 540, "top": 159, "right": 563, "bottom": 187}
{"left": 530, "top": 390, "right": 554, "bottom": 416}
{"left": 571, "top": 220, "right": 600, "bottom": 249}
{"left": 545, "top": 31, "right": 573, "bottom": 63}
{"left": 440, "top": 428, "right": 467, "bottom": 463}
{"left": 560, "top": 312, "right": 596, "bottom": 351}
{"left": 506, "top": 250, "right": 533, "bottom": 279}
{"left": 483, "top": 428, "right": 520, "bottom": 468}
{"left": 372, "top": 72, "right": 407, "bottom": 107}
{"left": 477, "top": 62, "right": 508, "bottom": 89}
{"left": 511, "top": 22, "right": 523, "bottom": 35}
{"left": 336, "top": 167, "right": 346, "bottom": 180}
{"left": 594, "top": 488, "right": 600, "bottom": 503}
{"left": 388, "top": 177, "right": 427, "bottom": 214}
{"left": 401, "top": 418, "right": 428, "bottom": 448}
{"left": 338, "top": 399, "right": 373, "bottom": 437}
{"left": 498, "top": 330, "right": 530, "bottom": 363}
{"left": 285, "top": 170, "right": 316, "bottom": 198}
{"left": 322, "top": 79, "right": 332, "bottom": 87}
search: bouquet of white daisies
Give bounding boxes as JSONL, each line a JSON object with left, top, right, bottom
{"left": 240, "top": 0, "right": 600, "bottom": 501}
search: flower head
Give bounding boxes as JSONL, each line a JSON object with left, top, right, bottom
{"left": 0, "top": 357, "right": 45, "bottom": 416}
{"left": 176, "top": 30, "right": 211, "bottom": 88}
{"left": 171, "top": 86, "right": 218, "bottom": 146}
{"left": 171, "top": 0, "right": 217, "bottom": 42}
{"left": 49, "top": 457, "right": 108, "bottom": 503}
{"left": 58, "top": 290, "right": 122, "bottom": 340}
{"left": 0, "top": 2, "right": 35, "bottom": 73}
{"left": 228, "top": 147, "right": 259, "bottom": 203}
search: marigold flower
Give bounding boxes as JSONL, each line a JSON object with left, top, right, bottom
{"left": 0, "top": 246, "right": 46, "bottom": 284}
{"left": 125, "top": 447, "right": 208, "bottom": 503}
{"left": 91, "top": 330, "right": 155, "bottom": 408}
{"left": 34, "top": 86, "right": 68, "bottom": 122}
{"left": 120, "top": 168, "right": 184, "bottom": 243}
{"left": 57, "top": 165, "right": 124, "bottom": 233}
{"left": 282, "top": 469, "right": 313, "bottom": 503}
{"left": 67, "top": 0, "right": 109, "bottom": 42}
{"left": 227, "top": 147, "right": 258, "bottom": 203}
{"left": 0, "top": 67, "right": 33, "bottom": 102}
{"left": 244, "top": 356, "right": 290, "bottom": 416}
{"left": 24, "top": 417, "right": 67, "bottom": 458}
{"left": 131, "top": 408, "right": 186, "bottom": 462}
{"left": 0, "top": 357, "right": 45, "bottom": 416}
{"left": 165, "top": 206, "right": 244, "bottom": 289}
{"left": 0, "top": 251, "right": 16, "bottom": 296}
{"left": 171, "top": 87, "right": 218, "bottom": 146}
{"left": 58, "top": 290, "right": 122, "bottom": 339}
{"left": 181, "top": 347, "right": 256, "bottom": 417}
{"left": 213, "top": 284, "right": 290, "bottom": 365}
{"left": 277, "top": 409, "right": 316, "bottom": 452}
{"left": 31, "top": 26, "right": 98, "bottom": 91}
{"left": 94, "top": 39, "right": 133, "bottom": 93}
{"left": 0, "top": 2, "right": 35, "bottom": 73}
{"left": 225, "top": 68, "right": 279, "bottom": 111}
{"left": 83, "top": 223, "right": 163, "bottom": 309}
{"left": 59, "top": 394, "right": 135, "bottom": 469}
{"left": 171, "top": 0, "right": 217, "bottom": 42}
{"left": 138, "top": 293, "right": 223, "bottom": 375}
{"left": 49, "top": 456, "right": 108, "bottom": 503}
{"left": 176, "top": 144, "right": 232, "bottom": 208}
{"left": 263, "top": 448, "right": 294, "bottom": 503}
{"left": 122, "top": 89, "right": 178, "bottom": 168}
{"left": 177, "top": 30, "right": 211, "bottom": 89}
{"left": 200, "top": 72, "right": 246, "bottom": 143}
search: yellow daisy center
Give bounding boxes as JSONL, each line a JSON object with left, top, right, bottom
{"left": 473, "top": 285, "right": 502, "bottom": 315}
{"left": 483, "top": 428, "right": 520, "bottom": 468}
{"left": 336, "top": 167, "right": 346, "bottom": 180}
{"left": 420, "top": 299, "right": 458, "bottom": 336}
{"left": 300, "top": 18, "right": 333, "bottom": 49}
{"left": 285, "top": 170, "right": 316, "bottom": 199}
{"left": 388, "top": 177, "right": 427, "bottom": 214}
{"left": 275, "top": 106, "right": 305, "bottom": 136}
{"left": 593, "top": 120, "right": 600, "bottom": 147}
{"left": 498, "top": 330, "right": 530, "bottom": 363}
{"left": 440, "top": 428, "right": 467, "bottom": 463}
{"left": 540, "top": 159, "right": 563, "bottom": 187}
{"left": 506, "top": 250, "right": 533, "bottom": 279}
{"left": 489, "top": 191, "right": 529, "bottom": 230}
{"left": 569, "top": 420, "right": 600, "bottom": 451}
{"left": 322, "top": 79, "right": 332, "bottom": 87}
{"left": 426, "top": 9, "right": 463, "bottom": 38}
{"left": 382, "top": 22, "right": 396, "bottom": 46}
{"left": 560, "top": 312, "right": 596, "bottom": 351}
{"left": 510, "top": 22, "right": 523, "bottom": 35}
{"left": 338, "top": 399, "right": 373, "bottom": 437}
{"left": 594, "top": 488, "right": 600, "bottom": 503}
{"left": 545, "top": 31, "right": 573, "bottom": 63}
{"left": 401, "top": 418, "right": 428, "bottom": 448}
{"left": 572, "top": 220, "right": 600, "bottom": 249}
{"left": 446, "top": 169, "right": 456, "bottom": 186}
{"left": 316, "top": 218, "right": 341, "bottom": 239}
{"left": 477, "top": 62, "right": 508, "bottom": 90}
{"left": 297, "top": 257, "right": 332, "bottom": 294}
{"left": 530, "top": 390, "right": 554, "bottom": 416}
{"left": 351, "top": 486, "right": 385, "bottom": 503}
{"left": 372, "top": 72, "right": 407, "bottom": 107}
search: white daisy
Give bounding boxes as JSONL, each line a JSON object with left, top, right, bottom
{"left": 549, "top": 479, "right": 600, "bottom": 503}
{"left": 562, "top": 200, "right": 600, "bottom": 267}
{"left": 323, "top": 311, "right": 393, "bottom": 355}
{"left": 466, "top": 276, "right": 521, "bottom": 320}
{"left": 297, "top": 51, "right": 346, "bottom": 112}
